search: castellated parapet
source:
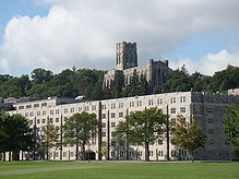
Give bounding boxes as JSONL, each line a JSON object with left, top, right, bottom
{"left": 104, "top": 42, "right": 169, "bottom": 92}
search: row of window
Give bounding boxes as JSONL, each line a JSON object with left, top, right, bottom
{"left": 170, "top": 107, "right": 186, "bottom": 114}
{"left": 19, "top": 103, "right": 47, "bottom": 110}
{"left": 25, "top": 106, "right": 187, "bottom": 119}
{"left": 35, "top": 118, "right": 60, "bottom": 125}
{"left": 101, "top": 122, "right": 116, "bottom": 129}
{"left": 102, "top": 96, "right": 187, "bottom": 110}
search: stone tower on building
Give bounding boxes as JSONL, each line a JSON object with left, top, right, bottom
{"left": 116, "top": 42, "right": 138, "bottom": 70}
{"left": 104, "top": 42, "right": 169, "bottom": 93}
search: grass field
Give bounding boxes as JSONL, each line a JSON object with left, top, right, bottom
{"left": 0, "top": 161, "right": 238, "bottom": 179}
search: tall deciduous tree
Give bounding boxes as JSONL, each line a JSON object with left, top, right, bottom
{"left": 171, "top": 115, "right": 207, "bottom": 162}
{"left": 113, "top": 107, "right": 167, "bottom": 161}
{"left": 223, "top": 104, "right": 239, "bottom": 158}
{"left": 41, "top": 122, "right": 59, "bottom": 160}
{"left": 63, "top": 112, "right": 99, "bottom": 160}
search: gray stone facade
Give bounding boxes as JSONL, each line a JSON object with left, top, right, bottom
{"left": 6, "top": 91, "right": 238, "bottom": 161}
{"left": 104, "top": 42, "right": 169, "bottom": 91}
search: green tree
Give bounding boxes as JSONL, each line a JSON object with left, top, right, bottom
{"left": 0, "top": 75, "right": 31, "bottom": 98}
{"left": 0, "top": 110, "right": 9, "bottom": 160}
{"left": 41, "top": 122, "right": 59, "bottom": 160}
{"left": 171, "top": 115, "right": 207, "bottom": 162}
{"left": 223, "top": 104, "right": 239, "bottom": 159}
{"left": 0, "top": 112, "right": 33, "bottom": 161}
{"left": 63, "top": 112, "right": 99, "bottom": 160}
{"left": 113, "top": 107, "right": 167, "bottom": 161}
{"left": 31, "top": 68, "right": 53, "bottom": 84}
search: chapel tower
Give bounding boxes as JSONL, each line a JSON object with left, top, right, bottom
{"left": 116, "top": 42, "right": 138, "bottom": 70}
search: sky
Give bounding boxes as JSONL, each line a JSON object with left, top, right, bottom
{"left": 1, "top": 0, "right": 239, "bottom": 76}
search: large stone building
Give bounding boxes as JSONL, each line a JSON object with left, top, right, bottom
{"left": 103, "top": 42, "right": 169, "bottom": 92}
{"left": 6, "top": 91, "right": 238, "bottom": 161}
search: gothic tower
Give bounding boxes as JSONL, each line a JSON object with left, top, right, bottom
{"left": 116, "top": 42, "right": 138, "bottom": 70}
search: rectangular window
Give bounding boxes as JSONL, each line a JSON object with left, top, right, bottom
{"left": 118, "top": 103, "right": 123, "bottom": 108}
{"left": 92, "top": 106, "right": 96, "bottom": 111}
{"left": 55, "top": 118, "right": 59, "bottom": 123}
{"left": 49, "top": 118, "right": 53, "bottom": 123}
{"left": 26, "top": 105, "right": 32, "bottom": 109}
{"left": 102, "top": 113, "right": 106, "bottom": 119}
{"left": 171, "top": 97, "right": 176, "bottom": 104}
{"left": 137, "top": 101, "right": 142, "bottom": 107}
{"left": 102, "top": 105, "right": 106, "bottom": 110}
{"left": 149, "top": 151, "right": 153, "bottom": 156}
{"left": 130, "top": 102, "right": 134, "bottom": 107}
{"left": 111, "top": 122, "right": 116, "bottom": 128}
{"left": 50, "top": 110, "right": 54, "bottom": 115}
{"left": 119, "top": 112, "right": 123, "bottom": 118}
{"left": 208, "top": 118, "right": 214, "bottom": 124}
{"left": 42, "top": 111, "right": 46, "bottom": 116}
{"left": 64, "top": 108, "right": 68, "bottom": 114}
{"left": 25, "top": 113, "right": 28, "bottom": 117}
{"left": 70, "top": 108, "right": 74, "bottom": 113}
{"left": 111, "top": 103, "right": 116, "bottom": 109}
{"left": 37, "top": 111, "right": 41, "bottom": 116}
{"left": 180, "top": 107, "right": 186, "bottom": 113}
{"left": 170, "top": 118, "right": 176, "bottom": 127}
{"left": 19, "top": 106, "right": 24, "bottom": 110}
{"left": 157, "top": 98, "right": 163, "bottom": 105}
{"left": 111, "top": 113, "right": 115, "bottom": 118}
{"left": 55, "top": 109, "right": 60, "bottom": 114}
{"left": 170, "top": 108, "right": 176, "bottom": 114}
{"left": 102, "top": 132, "right": 106, "bottom": 137}
{"left": 42, "top": 119, "right": 46, "bottom": 124}
{"left": 171, "top": 150, "right": 177, "bottom": 157}
{"left": 158, "top": 151, "right": 163, "bottom": 156}
{"left": 207, "top": 107, "right": 214, "bottom": 113}
{"left": 30, "top": 112, "right": 34, "bottom": 117}
{"left": 37, "top": 119, "right": 40, "bottom": 124}
{"left": 148, "top": 99, "right": 154, "bottom": 105}
{"left": 208, "top": 129, "right": 214, "bottom": 134}
{"left": 34, "top": 104, "right": 39, "bottom": 108}
{"left": 42, "top": 103, "right": 47, "bottom": 107}
{"left": 180, "top": 96, "right": 186, "bottom": 103}
{"left": 84, "top": 106, "right": 89, "bottom": 111}
{"left": 102, "top": 122, "right": 106, "bottom": 128}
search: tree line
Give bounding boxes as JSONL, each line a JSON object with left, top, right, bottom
{"left": 1, "top": 65, "right": 239, "bottom": 101}
{"left": 157, "top": 65, "right": 239, "bottom": 94}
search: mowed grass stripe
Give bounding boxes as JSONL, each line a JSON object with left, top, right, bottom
{"left": 0, "top": 162, "right": 238, "bottom": 179}
{"left": 0, "top": 162, "right": 125, "bottom": 176}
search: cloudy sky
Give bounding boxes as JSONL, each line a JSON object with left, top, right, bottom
{"left": 1, "top": 0, "right": 239, "bottom": 76}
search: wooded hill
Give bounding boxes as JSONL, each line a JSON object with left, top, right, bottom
{"left": 0, "top": 65, "right": 239, "bottom": 100}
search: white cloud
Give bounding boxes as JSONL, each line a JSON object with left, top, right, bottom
{"left": 170, "top": 49, "right": 239, "bottom": 76}
{"left": 1, "top": 0, "right": 239, "bottom": 75}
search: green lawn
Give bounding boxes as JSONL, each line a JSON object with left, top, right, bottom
{"left": 0, "top": 161, "right": 238, "bottom": 179}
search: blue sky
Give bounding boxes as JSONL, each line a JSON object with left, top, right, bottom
{"left": 0, "top": 0, "right": 48, "bottom": 27}
{"left": 1, "top": 0, "right": 239, "bottom": 76}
